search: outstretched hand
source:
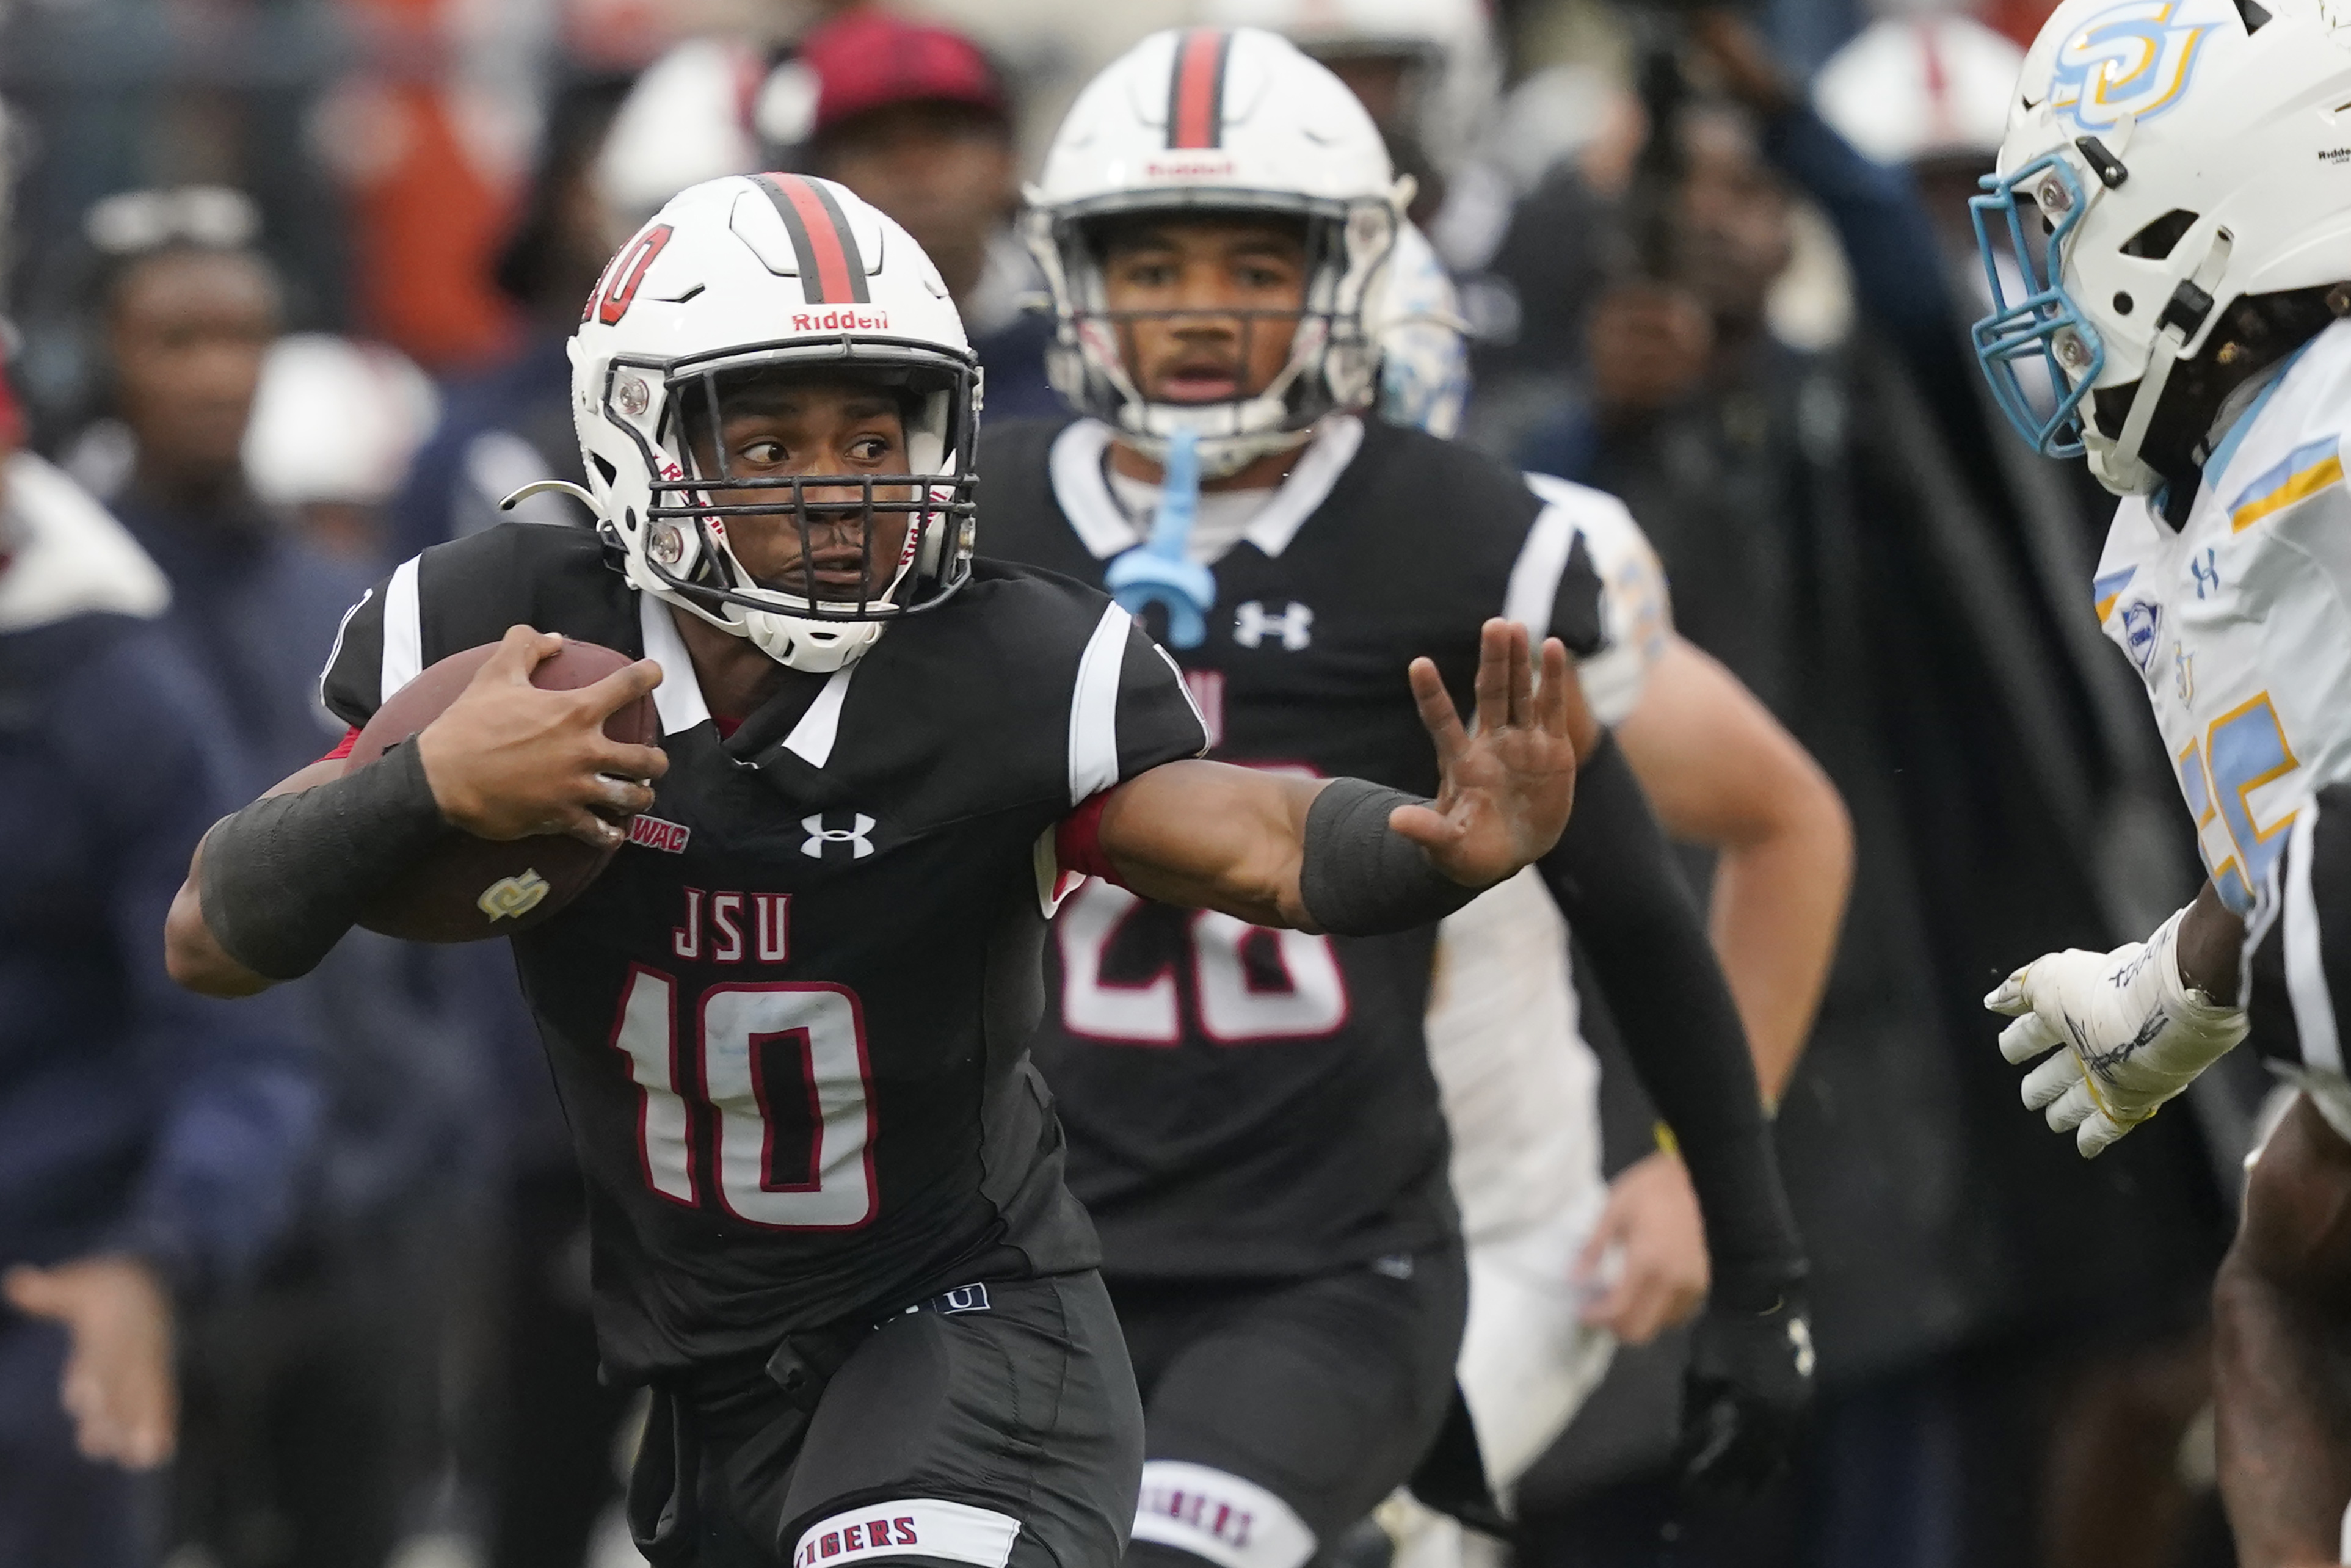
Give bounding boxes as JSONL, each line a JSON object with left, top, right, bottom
{"left": 1392, "top": 619, "right": 1592, "bottom": 887}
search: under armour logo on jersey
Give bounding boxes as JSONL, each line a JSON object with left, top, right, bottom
{"left": 1233, "top": 600, "right": 1314, "bottom": 650}
{"left": 801, "top": 812, "right": 876, "bottom": 860}
{"left": 2191, "top": 548, "right": 2220, "bottom": 600}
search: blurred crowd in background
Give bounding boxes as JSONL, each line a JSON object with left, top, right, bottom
{"left": 0, "top": 0, "right": 2280, "bottom": 1565}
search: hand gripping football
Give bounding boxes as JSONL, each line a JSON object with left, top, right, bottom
{"left": 343, "top": 639, "right": 658, "bottom": 942}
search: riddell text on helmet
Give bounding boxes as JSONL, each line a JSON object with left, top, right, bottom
{"left": 795, "top": 309, "right": 891, "bottom": 332}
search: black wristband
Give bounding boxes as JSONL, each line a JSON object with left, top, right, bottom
{"left": 198, "top": 741, "right": 451, "bottom": 980}
{"left": 1298, "top": 777, "right": 1480, "bottom": 937}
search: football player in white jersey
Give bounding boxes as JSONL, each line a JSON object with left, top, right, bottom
{"left": 1972, "top": 0, "right": 2351, "bottom": 1152}
{"left": 1369, "top": 223, "right": 1850, "bottom": 1568}
{"left": 1968, "top": 0, "right": 2351, "bottom": 1556}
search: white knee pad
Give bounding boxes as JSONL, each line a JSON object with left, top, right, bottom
{"left": 1132, "top": 1460, "right": 1317, "bottom": 1568}
{"left": 789, "top": 1498, "right": 1023, "bottom": 1568}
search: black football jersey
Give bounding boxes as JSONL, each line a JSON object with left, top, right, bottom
{"left": 318, "top": 524, "right": 1207, "bottom": 1381}
{"left": 978, "top": 413, "right": 1611, "bottom": 1279}
{"left": 2245, "top": 779, "right": 2351, "bottom": 1139}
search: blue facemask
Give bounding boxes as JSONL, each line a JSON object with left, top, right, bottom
{"left": 1971, "top": 151, "right": 2106, "bottom": 458}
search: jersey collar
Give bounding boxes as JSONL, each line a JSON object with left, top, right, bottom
{"left": 638, "top": 589, "right": 859, "bottom": 768}
{"left": 1047, "top": 415, "right": 1365, "bottom": 563}
{"left": 639, "top": 591, "right": 712, "bottom": 735}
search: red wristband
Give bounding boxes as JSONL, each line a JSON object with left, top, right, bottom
{"left": 1055, "top": 790, "right": 1125, "bottom": 887}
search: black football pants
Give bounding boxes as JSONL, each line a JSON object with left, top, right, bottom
{"left": 1106, "top": 1241, "right": 1469, "bottom": 1568}
{"left": 630, "top": 1270, "right": 1144, "bottom": 1568}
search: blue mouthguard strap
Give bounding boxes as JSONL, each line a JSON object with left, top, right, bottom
{"left": 1105, "top": 429, "right": 1218, "bottom": 649}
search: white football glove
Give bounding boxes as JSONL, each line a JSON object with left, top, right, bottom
{"left": 1983, "top": 907, "right": 2247, "bottom": 1158}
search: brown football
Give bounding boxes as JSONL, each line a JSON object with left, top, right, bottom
{"left": 344, "top": 639, "right": 658, "bottom": 942}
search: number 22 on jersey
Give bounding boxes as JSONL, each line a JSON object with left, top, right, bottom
{"left": 608, "top": 966, "right": 878, "bottom": 1229}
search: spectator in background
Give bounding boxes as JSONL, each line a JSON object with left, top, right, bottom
{"left": 0, "top": 354, "right": 318, "bottom": 1567}
{"left": 388, "top": 76, "right": 633, "bottom": 561}
{"left": 790, "top": 9, "right": 1062, "bottom": 418}
{"left": 593, "top": 9, "right": 1063, "bottom": 415}
{"left": 1488, "top": 17, "right": 2237, "bottom": 1568}
{"left": 61, "top": 193, "right": 499, "bottom": 1568}
{"left": 242, "top": 332, "right": 439, "bottom": 563}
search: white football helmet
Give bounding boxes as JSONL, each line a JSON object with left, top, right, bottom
{"left": 567, "top": 174, "right": 979, "bottom": 673}
{"left": 1023, "top": 27, "right": 1411, "bottom": 478}
{"left": 1972, "top": 0, "right": 2351, "bottom": 495}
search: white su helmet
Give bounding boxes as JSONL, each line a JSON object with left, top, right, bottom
{"left": 568, "top": 174, "right": 979, "bottom": 672}
{"left": 1023, "top": 27, "right": 1411, "bottom": 477}
{"left": 1972, "top": 0, "right": 2351, "bottom": 494}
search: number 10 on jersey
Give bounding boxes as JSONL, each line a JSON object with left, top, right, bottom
{"left": 607, "top": 966, "right": 878, "bottom": 1229}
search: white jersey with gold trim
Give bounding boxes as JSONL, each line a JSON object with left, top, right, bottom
{"left": 2093, "top": 319, "right": 2351, "bottom": 917}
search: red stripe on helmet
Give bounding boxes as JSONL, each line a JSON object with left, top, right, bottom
{"left": 768, "top": 175, "right": 863, "bottom": 305}
{"left": 1169, "top": 30, "right": 1229, "bottom": 150}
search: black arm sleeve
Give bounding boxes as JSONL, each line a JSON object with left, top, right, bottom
{"left": 198, "top": 742, "right": 451, "bottom": 980}
{"left": 1535, "top": 733, "right": 1806, "bottom": 1306}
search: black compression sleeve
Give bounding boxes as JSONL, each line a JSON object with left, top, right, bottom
{"left": 1298, "top": 777, "right": 1481, "bottom": 937}
{"left": 197, "top": 742, "right": 451, "bottom": 980}
{"left": 1535, "top": 733, "right": 1806, "bottom": 1307}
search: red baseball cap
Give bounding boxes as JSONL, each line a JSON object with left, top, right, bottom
{"left": 799, "top": 10, "right": 1009, "bottom": 140}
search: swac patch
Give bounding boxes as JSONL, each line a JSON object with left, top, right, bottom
{"left": 2049, "top": 1, "right": 2218, "bottom": 132}
{"left": 628, "top": 814, "right": 690, "bottom": 854}
{"left": 2121, "top": 599, "right": 2163, "bottom": 673}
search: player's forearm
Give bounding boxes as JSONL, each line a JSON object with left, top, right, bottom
{"left": 182, "top": 746, "right": 451, "bottom": 986}
{"left": 2178, "top": 877, "right": 2248, "bottom": 1001}
{"left": 164, "top": 857, "right": 276, "bottom": 998}
{"left": 1102, "top": 762, "right": 1497, "bottom": 934}
{"left": 1099, "top": 761, "right": 1320, "bottom": 927}
{"left": 1536, "top": 737, "right": 1804, "bottom": 1299}
{"left": 1706, "top": 793, "right": 1851, "bottom": 1106}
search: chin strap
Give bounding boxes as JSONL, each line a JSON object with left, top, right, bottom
{"left": 2096, "top": 229, "right": 2234, "bottom": 494}
{"left": 1104, "top": 430, "right": 1218, "bottom": 649}
{"left": 498, "top": 479, "right": 600, "bottom": 515}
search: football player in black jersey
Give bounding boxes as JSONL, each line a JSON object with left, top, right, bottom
{"left": 162, "top": 175, "right": 1586, "bottom": 1568}
{"left": 984, "top": 28, "right": 1812, "bottom": 1568}
{"left": 2182, "top": 784, "right": 2351, "bottom": 1567}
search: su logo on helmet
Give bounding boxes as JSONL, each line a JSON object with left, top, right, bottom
{"left": 2049, "top": 0, "right": 2217, "bottom": 131}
